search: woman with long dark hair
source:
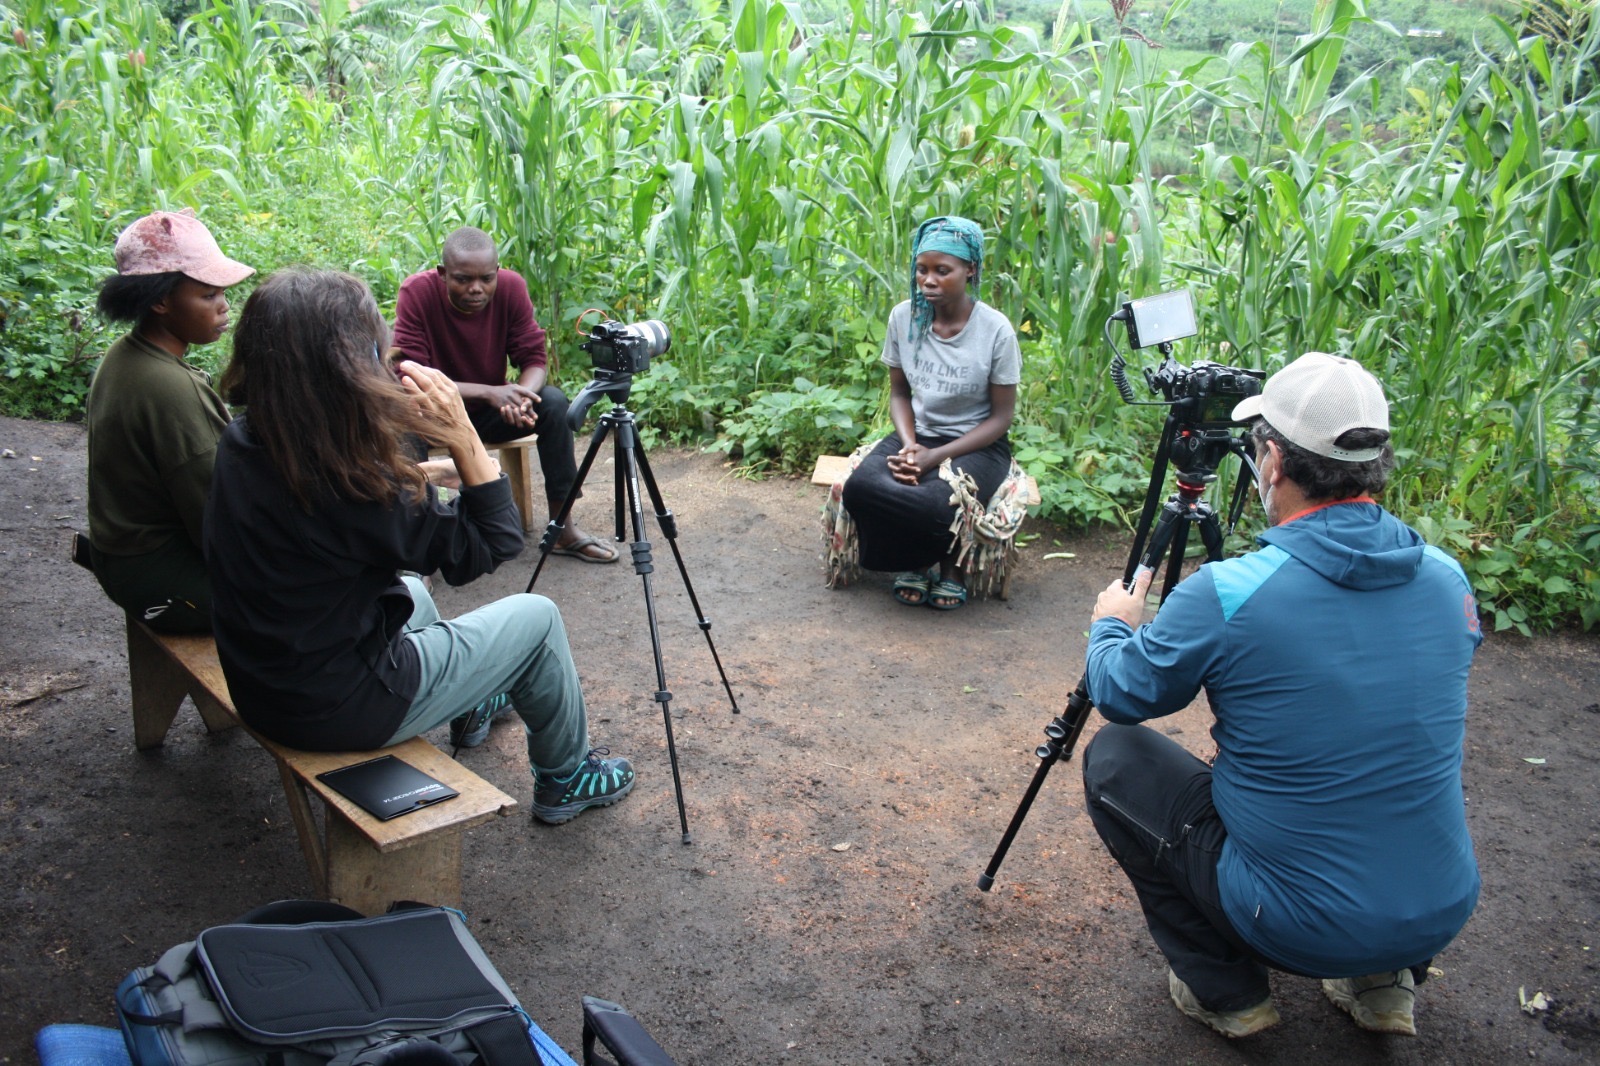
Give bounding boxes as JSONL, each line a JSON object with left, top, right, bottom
{"left": 204, "top": 268, "right": 634, "bottom": 826}
{"left": 85, "top": 209, "right": 253, "bottom": 632}
{"left": 840, "top": 216, "right": 1021, "bottom": 610}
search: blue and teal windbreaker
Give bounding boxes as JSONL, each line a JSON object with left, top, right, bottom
{"left": 1086, "top": 501, "right": 1482, "bottom": 976}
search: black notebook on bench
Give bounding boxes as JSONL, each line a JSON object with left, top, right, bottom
{"left": 317, "top": 755, "right": 460, "bottom": 820}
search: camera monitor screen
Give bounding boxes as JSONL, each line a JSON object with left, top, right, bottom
{"left": 1126, "top": 289, "right": 1197, "bottom": 350}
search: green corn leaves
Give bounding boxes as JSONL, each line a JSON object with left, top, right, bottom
{"left": 1, "top": 0, "right": 1596, "bottom": 627}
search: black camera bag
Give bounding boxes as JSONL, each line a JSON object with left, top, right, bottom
{"left": 116, "top": 901, "right": 542, "bottom": 1066}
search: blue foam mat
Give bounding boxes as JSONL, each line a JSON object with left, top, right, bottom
{"left": 36, "top": 1022, "right": 578, "bottom": 1066}
{"left": 34, "top": 1026, "right": 133, "bottom": 1066}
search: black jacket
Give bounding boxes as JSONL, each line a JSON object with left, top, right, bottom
{"left": 204, "top": 416, "right": 525, "bottom": 750}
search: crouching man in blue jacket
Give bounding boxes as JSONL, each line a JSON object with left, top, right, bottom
{"left": 1082, "top": 352, "right": 1481, "bottom": 1039}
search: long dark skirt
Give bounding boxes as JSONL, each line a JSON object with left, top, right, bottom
{"left": 840, "top": 433, "right": 1012, "bottom": 573}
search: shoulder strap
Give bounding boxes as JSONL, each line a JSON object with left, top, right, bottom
{"left": 466, "top": 1015, "right": 542, "bottom": 1066}
{"left": 116, "top": 943, "right": 231, "bottom": 1033}
{"left": 340, "top": 1038, "right": 459, "bottom": 1066}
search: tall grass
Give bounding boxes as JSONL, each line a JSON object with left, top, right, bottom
{"left": 1, "top": 0, "right": 1595, "bottom": 629}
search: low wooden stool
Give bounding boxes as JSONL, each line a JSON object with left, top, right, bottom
{"left": 430, "top": 434, "right": 541, "bottom": 532}
{"left": 814, "top": 451, "right": 1040, "bottom": 600}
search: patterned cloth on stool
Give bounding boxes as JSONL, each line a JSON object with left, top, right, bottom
{"left": 822, "top": 440, "right": 1033, "bottom": 599}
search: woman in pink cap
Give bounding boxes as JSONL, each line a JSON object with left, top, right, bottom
{"left": 84, "top": 208, "right": 253, "bottom": 633}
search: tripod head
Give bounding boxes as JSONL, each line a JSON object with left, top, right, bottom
{"left": 1104, "top": 290, "right": 1265, "bottom": 554}
{"left": 566, "top": 369, "right": 635, "bottom": 431}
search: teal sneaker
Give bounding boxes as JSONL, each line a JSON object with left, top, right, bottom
{"left": 532, "top": 748, "right": 636, "bottom": 825}
{"left": 449, "top": 692, "right": 513, "bottom": 751}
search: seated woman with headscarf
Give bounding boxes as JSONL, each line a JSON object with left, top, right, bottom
{"left": 840, "top": 216, "right": 1021, "bottom": 610}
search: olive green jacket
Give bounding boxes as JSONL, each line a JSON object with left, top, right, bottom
{"left": 85, "top": 331, "right": 229, "bottom": 556}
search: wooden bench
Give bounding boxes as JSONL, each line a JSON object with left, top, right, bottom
{"left": 429, "top": 433, "right": 540, "bottom": 532}
{"left": 126, "top": 619, "right": 518, "bottom": 915}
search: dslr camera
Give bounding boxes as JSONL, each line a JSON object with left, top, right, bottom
{"left": 1143, "top": 359, "right": 1263, "bottom": 427}
{"left": 566, "top": 313, "right": 673, "bottom": 430}
{"left": 1108, "top": 288, "right": 1263, "bottom": 475}
{"left": 581, "top": 317, "right": 671, "bottom": 376}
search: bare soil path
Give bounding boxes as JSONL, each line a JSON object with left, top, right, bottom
{"left": 2, "top": 414, "right": 1597, "bottom": 1064}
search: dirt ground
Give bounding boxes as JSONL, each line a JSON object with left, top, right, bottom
{"left": 2, "top": 412, "right": 1597, "bottom": 1065}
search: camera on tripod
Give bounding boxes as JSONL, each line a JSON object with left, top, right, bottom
{"left": 1144, "top": 361, "right": 1264, "bottom": 427}
{"left": 568, "top": 313, "right": 673, "bottom": 431}
{"left": 532, "top": 311, "right": 737, "bottom": 846}
{"left": 580, "top": 315, "right": 670, "bottom": 376}
{"left": 1107, "top": 288, "right": 1263, "bottom": 475}
{"left": 978, "top": 288, "right": 1264, "bottom": 893}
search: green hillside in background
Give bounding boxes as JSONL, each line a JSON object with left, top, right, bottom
{"left": 808, "top": 0, "right": 1517, "bottom": 74}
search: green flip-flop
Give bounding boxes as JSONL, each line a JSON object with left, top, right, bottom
{"left": 928, "top": 579, "right": 968, "bottom": 610}
{"left": 892, "top": 570, "right": 933, "bottom": 606}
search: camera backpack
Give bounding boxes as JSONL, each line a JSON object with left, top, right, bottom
{"left": 115, "top": 901, "right": 544, "bottom": 1066}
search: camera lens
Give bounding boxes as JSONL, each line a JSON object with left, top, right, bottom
{"left": 624, "top": 319, "right": 671, "bottom": 358}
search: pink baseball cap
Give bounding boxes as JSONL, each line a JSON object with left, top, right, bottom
{"left": 113, "top": 208, "right": 254, "bottom": 287}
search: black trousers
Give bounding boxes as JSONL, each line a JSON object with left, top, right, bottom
{"left": 90, "top": 536, "right": 211, "bottom": 634}
{"left": 468, "top": 384, "right": 580, "bottom": 505}
{"left": 1081, "top": 723, "right": 1431, "bottom": 1011}
{"left": 839, "top": 433, "right": 1011, "bottom": 573}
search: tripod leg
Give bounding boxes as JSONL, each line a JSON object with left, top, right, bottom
{"left": 1125, "top": 415, "right": 1178, "bottom": 577}
{"left": 1159, "top": 515, "right": 1192, "bottom": 604}
{"left": 1136, "top": 499, "right": 1185, "bottom": 587}
{"left": 614, "top": 423, "right": 693, "bottom": 844}
{"left": 1225, "top": 446, "right": 1255, "bottom": 535}
{"left": 527, "top": 416, "right": 614, "bottom": 593}
{"left": 630, "top": 445, "right": 740, "bottom": 714}
{"left": 984, "top": 453, "right": 1229, "bottom": 891}
{"left": 979, "top": 680, "right": 1096, "bottom": 891}
{"left": 612, "top": 430, "right": 628, "bottom": 544}
{"left": 1196, "top": 505, "right": 1227, "bottom": 564}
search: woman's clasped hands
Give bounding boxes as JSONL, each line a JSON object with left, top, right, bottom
{"left": 887, "top": 441, "right": 938, "bottom": 484}
{"left": 396, "top": 360, "right": 500, "bottom": 487}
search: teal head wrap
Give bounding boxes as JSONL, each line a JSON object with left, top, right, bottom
{"left": 909, "top": 215, "right": 984, "bottom": 342}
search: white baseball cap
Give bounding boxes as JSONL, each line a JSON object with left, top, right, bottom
{"left": 1231, "top": 352, "right": 1389, "bottom": 462}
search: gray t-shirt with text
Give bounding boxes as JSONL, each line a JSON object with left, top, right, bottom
{"left": 882, "top": 300, "right": 1022, "bottom": 438}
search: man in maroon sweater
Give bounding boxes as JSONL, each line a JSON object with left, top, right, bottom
{"left": 393, "top": 227, "right": 618, "bottom": 563}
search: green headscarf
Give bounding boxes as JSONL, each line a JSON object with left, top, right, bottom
{"left": 909, "top": 215, "right": 984, "bottom": 342}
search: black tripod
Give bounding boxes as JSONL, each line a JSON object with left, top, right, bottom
{"left": 977, "top": 404, "right": 1255, "bottom": 891}
{"left": 527, "top": 371, "right": 739, "bottom": 845}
